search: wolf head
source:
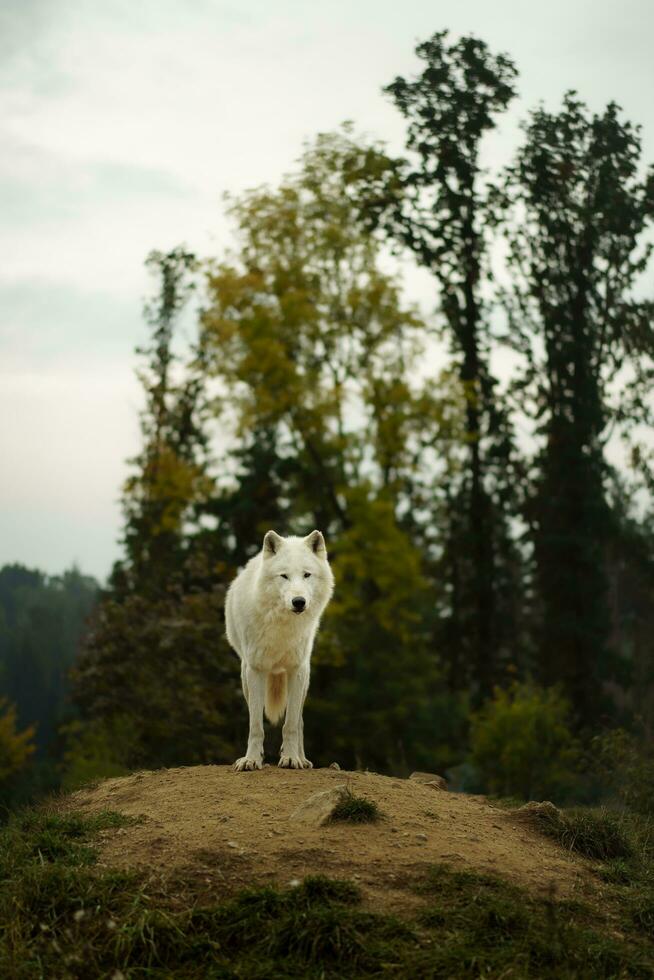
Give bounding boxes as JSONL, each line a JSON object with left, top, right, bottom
{"left": 260, "top": 529, "right": 334, "bottom": 617}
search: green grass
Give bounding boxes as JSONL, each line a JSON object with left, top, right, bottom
{"left": 413, "top": 863, "right": 652, "bottom": 978}
{"left": 328, "top": 789, "right": 381, "bottom": 824}
{"left": 518, "top": 805, "right": 634, "bottom": 860}
{"left": 2, "top": 803, "right": 654, "bottom": 977}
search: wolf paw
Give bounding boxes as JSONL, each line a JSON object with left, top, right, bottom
{"left": 279, "top": 755, "right": 313, "bottom": 770}
{"left": 233, "top": 756, "right": 263, "bottom": 772}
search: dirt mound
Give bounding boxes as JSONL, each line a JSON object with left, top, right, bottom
{"left": 65, "top": 765, "right": 593, "bottom": 914}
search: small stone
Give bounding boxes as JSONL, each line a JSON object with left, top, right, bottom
{"left": 515, "top": 801, "right": 560, "bottom": 819}
{"left": 73, "top": 909, "right": 85, "bottom": 922}
{"left": 227, "top": 841, "right": 239, "bottom": 849}
{"left": 289, "top": 878, "right": 300, "bottom": 888}
{"left": 416, "top": 833, "right": 428, "bottom": 842}
{"left": 328, "top": 762, "right": 341, "bottom": 770}
{"left": 409, "top": 772, "right": 448, "bottom": 790}
{"left": 289, "top": 785, "right": 349, "bottom": 827}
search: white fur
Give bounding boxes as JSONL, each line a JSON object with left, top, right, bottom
{"left": 225, "top": 529, "right": 334, "bottom": 771}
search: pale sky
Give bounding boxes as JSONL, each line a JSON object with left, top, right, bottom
{"left": 1, "top": 0, "right": 653, "bottom": 581}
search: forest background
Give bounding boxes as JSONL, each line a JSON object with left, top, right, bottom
{"left": 2, "top": 27, "right": 654, "bottom": 813}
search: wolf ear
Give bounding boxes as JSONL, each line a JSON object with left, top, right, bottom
{"left": 305, "top": 529, "right": 326, "bottom": 557}
{"left": 263, "top": 530, "right": 284, "bottom": 556}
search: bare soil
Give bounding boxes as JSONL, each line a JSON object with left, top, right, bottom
{"left": 65, "top": 765, "right": 595, "bottom": 915}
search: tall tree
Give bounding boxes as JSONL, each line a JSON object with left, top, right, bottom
{"left": 200, "top": 128, "right": 465, "bottom": 770}
{"left": 71, "top": 248, "right": 243, "bottom": 777}
{"left": 384, "top": 32, "right": 525, "bottom": 699}
{"left": 503, "top": 93, "right": 654, "bottom": 725}
{"left": 116, "top": 246, "right": 211, "bottom": 596}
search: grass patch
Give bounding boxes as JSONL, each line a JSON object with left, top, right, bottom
{"left": 520, "top": 805, "right": 633, "bottom": 860}
{"left": 329, "top": 789, "right": 381, "bottom": 824}
{"left": 598, "top": 857, "right": 637, "bottom": 886}
{"left": 1, "top": 802, "right": 654, "bottom": 977}
{"left": 413, "top": 864, "right": 652, "bottom": 977}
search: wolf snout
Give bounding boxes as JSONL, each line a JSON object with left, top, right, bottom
{"left": 292, "top": 596, "right": 306, "bottom": 613}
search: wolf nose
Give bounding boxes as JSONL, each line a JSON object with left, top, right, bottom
{"left": 292, "top": 596, "right": 306, "bottom": 612}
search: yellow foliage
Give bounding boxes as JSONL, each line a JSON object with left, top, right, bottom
{"left": 0, "top": 699, "right": 35, "bottom": 784}
{"left": 124, "top": 445, "right": 212, "bottom": 538}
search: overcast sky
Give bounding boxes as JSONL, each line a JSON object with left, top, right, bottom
{"left": 1, "top": 0, "right": 653, "bottom": 582}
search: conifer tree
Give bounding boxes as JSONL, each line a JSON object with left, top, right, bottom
{"left": 503, "top": 94, "right": 654, "bottom": 725}
{"left": 115, "top": 246, "right": 210, "bottom": 596}
{"left": 384, "top": 32, "right": 526, "bottom": 699}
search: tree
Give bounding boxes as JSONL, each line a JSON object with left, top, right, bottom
{"left": 200, "top": 128, "right": 465, "bottom": 770}
{"left": 384, "top": 32, "right": 527, "bottom": 701}
{"left": 0, "top": 564, "right": 98, "bottom": 753}
{"left": 71, "top": 249, "right": 241, "bottom": 778}
{"left": 0, "top": 698, "right": 35, "bottom": 789}
{"left": 503, "top": 94, "right": 654, "bottom": 726}
{"left": 116, "top": 246, "right": 212, "bottom": 596}
{"left": 71, "top": 582, "right": 244, "bottom": 770}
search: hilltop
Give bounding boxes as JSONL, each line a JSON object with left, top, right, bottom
{"left": 65, "top": 764, "right": 592, "bottom": 913}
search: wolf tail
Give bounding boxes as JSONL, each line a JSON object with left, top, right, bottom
{"left": 265, "top": 672, "right": 288, "bottom": 725}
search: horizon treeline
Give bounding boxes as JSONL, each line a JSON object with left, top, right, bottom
{"left": 0, "top": 564, "right": 98, "bottom": 807}
{"left": 7, "top": 30, "right": 654, "bottom": 800}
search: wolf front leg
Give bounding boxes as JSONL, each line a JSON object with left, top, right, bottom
{"left": 297, "top": 669, "right": 312, "bottom": 768}
{"left": 279, "top": 663, "right": 312, "bottom": 769}
{"left": 233, "top": 664, "right": 266, "bottom": 771}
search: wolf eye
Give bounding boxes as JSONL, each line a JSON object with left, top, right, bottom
{"left": 280, "top": 573, "right": 289, "bottom": 580}
{"left": 303, "top": 572, "right": 311, "bottom": 578}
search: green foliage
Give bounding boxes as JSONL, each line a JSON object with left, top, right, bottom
{"left": 71, "top": 580, "right": 244, "bottom": 774}
{"left": 59, "top": 718, "right": 132, "bottom": 791}
{"left": 118, "top": 246, "right": 212, "bottom": 597}
{"left": 504, "top": 94, "right": 654, "bottom": 725}
{"left": 329, "top": 790, "right": 381, "bottom": 824}
{"left": 198, "top": 127, "right": 466, "bottom": 773}
{"left": 470, "top": 683, "right": 580, "bottom": 801}
{"left": 591, "top": 728, "right": 654, "bottom": 815}
{"left": 0, "top": 564, "right": 98, "bottom": 754}
{"left": 384, "top": 33, "right": 527, "bottom": 702}
{"left": 312, "top": 492, "right": 459, "bottom": 772}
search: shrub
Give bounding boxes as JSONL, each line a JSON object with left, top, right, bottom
{"left": 590, "top": 729, "right": 654, "bottom": 814}
{"left": 470, "top": 683, "right": 579, "bottom": 801}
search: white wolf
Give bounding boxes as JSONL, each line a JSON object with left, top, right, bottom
{"left": 225, "top": 529, "right": 334, "bottom": 771}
